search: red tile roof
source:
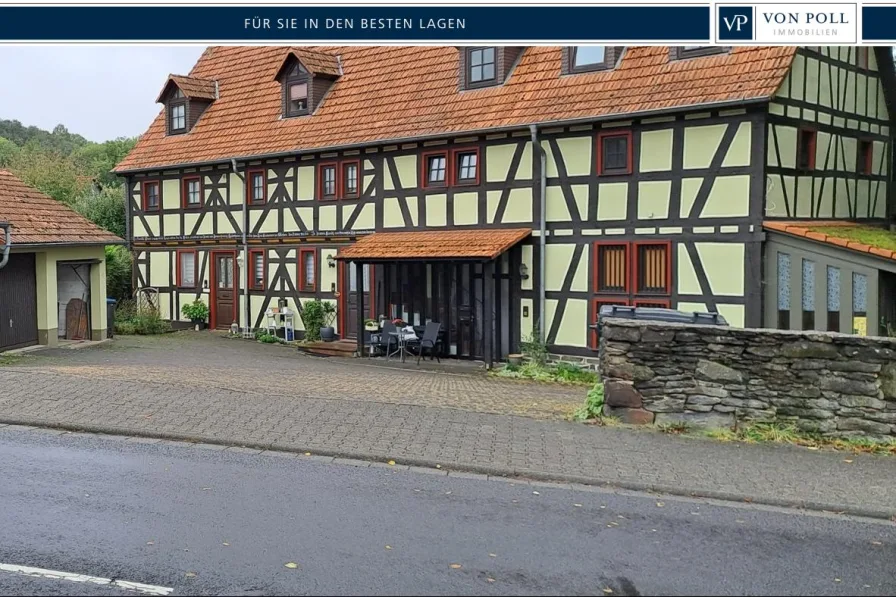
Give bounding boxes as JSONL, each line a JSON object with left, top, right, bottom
{"left": 279, "top": 47, "right": 341, "bottom": 77}
{"left": 763, "top": 221, "right": 896, "bottom": 262}
{"left": 156, "top": 74, "right": 218, "bottom": 103}
{"left": 336, "top": 228, "right": 531, "bottom": 261}
{"left": 116, "top": 46, "right": 796, "bottom": 172}
{"left": 0, "top": 170, "right": 124, "bottom": 246}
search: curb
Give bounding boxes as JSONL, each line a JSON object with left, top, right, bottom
{"left": 1, "top": 417, "right": 893, "bottom": 521}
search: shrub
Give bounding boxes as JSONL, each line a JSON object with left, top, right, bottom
{"left": 256, "top": 332, "right": 279, "bottom": 344}
{"left": 181, "top": 299, "right": 209, "bottom": 322}
{"left": 104, "top": 245, "right": 132, "bottom": 301}
{"left": 300, "top": 299, "right": 336, "bottom": 341}
{"left": 519, "top": 329, "right": 549, "bottom": 367}
{"left": 573, "top": 382, "right": 605, "bottom": 421}
{"left": 554, "top": 362, "right": 599, "bottom": 384}
{"left": 113, "top": 298, "right": 169, "bottom": 335}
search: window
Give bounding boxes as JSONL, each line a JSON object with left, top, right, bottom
{"left": 573, "top": 46, "right": 606, "bottom": 69}
{"left": 797, "top": 128, "right": 816, "bottom": 171}
{"left": 423, "top": 151, "right": 448, "bottom": 188}
{"left": 671, "top": 47, "right": 729, "bottom": 60}
{"left": 182, "top": 176, "right": 201, "bottom": 209}
{"left": 342, "top": 161, "right": 359, "bottom": 199}
{"left": 594, "top": 243, "right": 628, "bottom": 294}
{"left": 852, "top": 272, "right": 868, "bottom": 334}
{"left": 453, "top": 149, "right": 479, "bottom": 185}
{"left": 857, "top": 47, "right": 869, "bottom": 69}
{"left": 858, "top": 140, "right": 873, "bottom": 175}
{"left": 247, "top": 169, "right": 266, "bottom": 204}
{"left": 299, "top": 249, "right": 316, "bottom": 292}
{"left": 777, "top": 252, "right": 791, "bottom": 329}
{"left": 284, "top": 61, "right": 309, "bottom": 117}
{"left": 177, "top": 250, "right": 197, "bottom": 288}
{"left": 249, "top": 249, "right": 266, "bottom": 290}
{"left": 319, "top": 164, "right": 337, "bottom": 199}
{"left": 170, "top": 103, "right": 186, "bottom": 131}
{"left": 467, "top": 47, "right": 496, "bottom": 85}
{"left": 142, "top": 181, "right": 160, "bottom": 212}
{"left": 597, "top": 131, "right": 632, "bottom": 175}
{"left": 801, "top": 259, "right": 815, "bottom": 330}
{"left": 827, "top": 266, "right": 840, "bottom": 332}
{"left": 634, "top": 242, "right": 671, "bottom": 295}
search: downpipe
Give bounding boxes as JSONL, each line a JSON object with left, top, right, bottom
{"left": 529, "top": 125, "right": 547, "bottom": 344}
{"left": 0, "top": 222, "right": 10, "bottom": 270}
{"left": 230, "top": 158, "right": 250, "bottom": 334}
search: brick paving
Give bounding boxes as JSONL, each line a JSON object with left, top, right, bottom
{"left": 2, "top": 333, "right": 896, "bottom": 517}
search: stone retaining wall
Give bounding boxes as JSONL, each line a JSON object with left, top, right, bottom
{"left": 599, "top": 320, "right": 896, "bottom": 437}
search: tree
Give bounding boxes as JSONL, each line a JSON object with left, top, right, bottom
{"left": 73, "top": 137, "right": 137, "bottom": 188}
{"left": 8, "top": 146, "right": 88, "bottom": 205}
{"left": 0, "top": 137, "right": 19, "bottom": 168}
{"left": 70, "top": 185, "right": 126, "bottom": 239}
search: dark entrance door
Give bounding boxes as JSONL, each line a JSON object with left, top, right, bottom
{"left": 344, "top": 261, "right": 370, "bottom": 339}
{"left": 211, "top": 252, "right": 237, "bottom": 330}
{"left": 0, "top": 253, "right": 38, "bottom": 350}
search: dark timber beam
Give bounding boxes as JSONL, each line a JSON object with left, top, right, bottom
{"left": 483, "top": 260, "right": 495, "bottom": 369}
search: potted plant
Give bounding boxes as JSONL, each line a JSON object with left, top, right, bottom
{"left": 320, "top": 301, "right": 337, "bottom": 342}
{"left": 507, "top": 353, "right": 524, "bottom": 367}
{"left": 181, "top": 300, "right": 209, "bottom": 331}
{"left": 364, "top": 318, "right": 379, "bottom": 332}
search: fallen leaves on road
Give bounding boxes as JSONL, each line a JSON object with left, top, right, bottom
{"left": 489, "top": 553, "right": 496, "bottom": 558}
{"left": 872, "top": 541, "right": 883, "bottom": 546}
{"left": 435, "top": 465, "right": 442, "bottom": 469}
{"left": 603, "top": 588, "right": 614, "bottom": 594}
{"left": 284, "top": 562, "right": 299, "bottom": 569}
{"left": 532, "top": 491, "right": 540, "bottom": 496}
{"left": 449, "top": 564, "right": 462, "bottom": 569}
{"left": 844, "top": 459, "right": 853, "bottom": 464}
{"left": 607, "top": 522, "right": 619, "bottom": 527}
{"left": 385, "top": 545, "right": 392, "bottom": 550}
{"left": 388, "top": 460, "right": 396, "bottom": 466}
{"left": 806, "top": 446, "right": 819, "bottom": 450}
{"left": 574, "top": 504, "right": 582, "bottom": 508}
{"left": 201, "top": 487, "right": 211, "bottom": 491}
{"left": 834, "top": 578, "right": 841, "bottom": 583}
{"left": 656, "top": 502, "right": 664, "bottom": 508}
{"left": 146, "top": 541, "right": 154, "bottom": 546}
{"left": 304, "top": 452, "right": 311, "bottom": 456}
{"left": 486, "top": 578, "right": 495, "bottom": 583}
{"left": 222, "top": 542, "right": 230, "bottom": 546}
{"left": 185, "top": 572, "right": 197, "bottom": 578}
{"left": 599, "top": 505, "right": 606, "bottom": 509}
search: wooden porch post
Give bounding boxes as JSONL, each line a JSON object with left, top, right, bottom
{"left": 355, "top": 261, "right": 365, "bottom": 356}
{"left": 483, "top": 259, "right": 495, "bottom": 369}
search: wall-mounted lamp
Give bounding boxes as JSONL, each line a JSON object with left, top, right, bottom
{"left": 519, "top": 263, "right": 530, "bottom": 280}
{"left": 327, "top": 254, "right": 336, "bottom": 268}
{"left": 203, "top": 279, "right": 209, "bottom": 289}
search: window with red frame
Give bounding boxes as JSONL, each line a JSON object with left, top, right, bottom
{"left": 249, "top": 249, "right": 266, "bottom": 290}
{"left": 319, "top": 164, "right": 337, "bottom": 199}
{"left": 594, "top": 243, "right": 628, "bottom": 294}
{"left": 858, "top": 139, "right": 873, "bottom": 175}
{"left": 422, "top": 151, "right": 448, "bottom": 188}
{"left": 182, "top": 176, "right": 202, "bottom": 209}
{"left": 143, "top": 181, "right": 160, "bottom": 212}
{"left": 342, "top": 161, "right": 359, "bottom": 198}
{"left": 634, "top": 242, "right": 671, "bottom": 295}
{"left": 453, "top": 148, "right": 480, "bottom": 185}
{"left": 597, "top": 131, "right": 632, "bottom": 175}
{"left": 797, "top": 128, "right": 816, "bottom": 171}
{"left": 247, "top": 169, "right": 266, "bottom": 204}
{"left": 299, "top": 248, "right": 316, "bottom": 291}
{"left": 176, "top": 250, "right": 197, "bottom": 288}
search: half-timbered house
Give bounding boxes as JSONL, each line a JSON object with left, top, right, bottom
{"left": 115, "top": 46, "right": 896, "bottom": 364}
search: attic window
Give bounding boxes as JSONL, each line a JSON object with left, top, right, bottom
{"left": 284, "top": 61, "right": 310, "bottom": 117}
{"left": 671, "top": 46, "right": 729, "bottom": 60}
{"left": 170, "top": 104, "right": 186, "bottom": 131}
{"left": 571, "top": 46, "right": 609, "bottom": 72}
{"left": 466, "top": 47, "right": 496, "bottom": 88}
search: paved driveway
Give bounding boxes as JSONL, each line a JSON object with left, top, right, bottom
{"left": 10, "top": 333, "right": 585, "bottom": 420}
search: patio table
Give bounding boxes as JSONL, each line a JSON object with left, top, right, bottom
{"left": 387, "top": 329, "right": 418, "bottom": 363}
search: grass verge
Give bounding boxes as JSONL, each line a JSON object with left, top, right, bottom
{"left": 692, "top": 422, "right": 896, "bottom": 455}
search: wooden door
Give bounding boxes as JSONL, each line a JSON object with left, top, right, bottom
{"left": 344, "top": 261, "right": 370, "bottom": 339}
{"left": 211, "top": 252, "right": 237, "bottom": 330}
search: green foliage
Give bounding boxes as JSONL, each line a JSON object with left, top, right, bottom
{"left": 0, "top": 137, "right": 19, "bottom": 167}
{"left": 114, "top": 299, "right": 169, "bottom": 335}
{"left": 104, "top": 245, "right": 132, "bottom": 301}
{"left": 494, "top": 360, "right": 597, "bottom": 385}
{"left": 300, "top": 299, "right": 330, "bottom": 342}
{"left": 657, "top": 421, "right": 691, "bottom": 434}
{"left": 71, "top": 185, "right": 125, "bottom": 238}
{"left": 181, "top": 299, "right": 210, "bottom": 322}
{"left": 72, "top": 137, "right": 136, "bottom": 188}
{"left": 573, "top": 382, "right": 606, "bottom": 421}
{"left": 519, "top": 328, "right": 549, "bottom": 367}
{"left": 808, "top": 225, "right": 896, "bottom": 253}
{"left": 554, "top": 361, "right": 600, "bottom": 384}
{"left": 321, "top": 301, "right": 337, "bottom": 327}
{"left": 0, "top": 120, "right": 88, "bottom": 156}
{"left": 256, "top": 332, "right": 279, "bottom": 344}
{"left": 9, "top": 146, "right": 90, "bottom": 205}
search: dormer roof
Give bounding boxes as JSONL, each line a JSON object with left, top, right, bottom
{"left": 155, "top": 74, "right": 218, "bottom": 103}
{"left": 274, "top": 48, "right": 341, "bottom": 80}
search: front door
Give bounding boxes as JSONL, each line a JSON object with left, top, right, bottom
{"left": 212, "top": 252, "right": 237, "bottom": 330}
{"left": 344, "top": 262, "right": 370, "bottom": 339}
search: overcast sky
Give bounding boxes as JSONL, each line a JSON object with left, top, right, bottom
{"left": 0, "top": 46, "right": 205, "bottom": 142}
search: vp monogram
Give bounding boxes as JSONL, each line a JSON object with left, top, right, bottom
{"left": 723, "top": 14, "right": 750, "bottom": 32}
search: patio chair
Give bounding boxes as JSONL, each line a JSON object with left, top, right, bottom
{"left": 380, "top": 321, "right": 397, "bottom": 358}
{"left": 411, "top": 321, "right": 441, "bottom": 365}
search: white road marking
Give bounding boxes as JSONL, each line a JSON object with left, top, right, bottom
{"left": 0, "top": 563, "right": 173, "bottom": 595}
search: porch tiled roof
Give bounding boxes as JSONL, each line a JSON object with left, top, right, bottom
{"left": 763, "top": 220, "right": 896, "bottom": 261}
{"left": 336, "top": 229, "right": 531, "bottom": 261}
{"left": 0, "top": 170, "right": 123, "bottom": 246}
{"left": 116, "top": 45, "right": 796, "bottom": 172}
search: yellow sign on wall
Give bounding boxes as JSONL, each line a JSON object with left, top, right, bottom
{"left": 853, "top": 316, "right": 868, "bottom": 337}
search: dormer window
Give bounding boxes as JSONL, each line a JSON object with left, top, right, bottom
{"left": 156, "top": 75, "right": 216, "bottom": 136}
{"left": 561, "top": 47, "right": 624, "bottom": 75}
{"left": 467, "top": 47, "right": 496, "bottom": 86}
{"left": 670, "top": 46, "right": 730, "bottom": 60}
{"left": 285, "top": 62, "right": 309, "bottom": 117}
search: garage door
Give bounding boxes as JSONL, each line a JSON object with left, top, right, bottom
{"left": 0, "top": 253, "right": 38, "bottom": 350}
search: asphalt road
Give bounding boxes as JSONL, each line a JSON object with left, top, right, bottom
{"left": 1, "top": 426, "right": 894, "bottom": 597}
